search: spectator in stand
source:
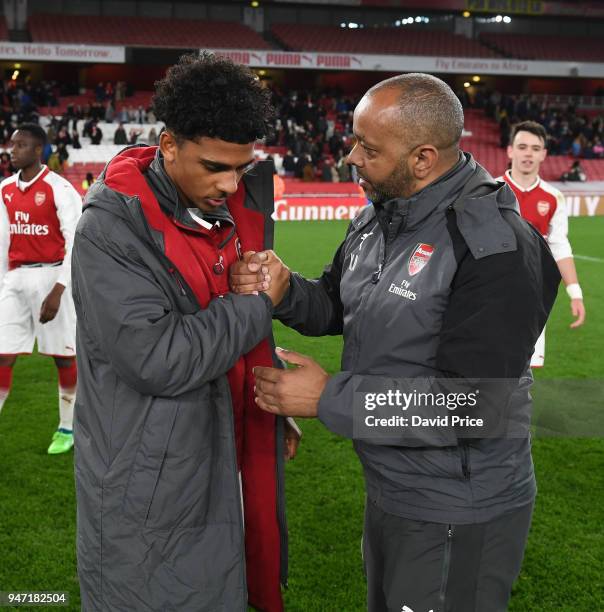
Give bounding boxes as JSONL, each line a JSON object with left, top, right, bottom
{"left": 499, "top": 111, "right": 511, "bottom": 148}
{"left": 82, "top": 172, "right": 95, "bottom": 192}
{"left": 90, "top": 125, "right": 103, "bottom": 145}
{"left": 71, "top": 130, "right": 81, "bottom": 149}
{"left": 146, "top": 108, "right": 157, "bottom": 124}
{"left": 302, "top": 156, "right": 315, "bottom": 182}
{"left": 571, "top": 135, "right": 583, "bottom": 157}
{"left": 105, "top": 101, "right": 115, "bottom": 123}
{"left": 321, "top": 157, "right": 333, "bottom": 182}
{"left": 47, "top": 149, "right": 62, "bottom": 174}
{"left": 128, "top": 127, "right": 143, "bottom": 145}
{"left": 115, "top": 81, "right": 126, "bottom": 102}
{"left": 57, "top": 142, "right": 69, "bottom": 166}
{"left": 282, "top": 149, "right": 296, "bottom": 176}
{"left": 336, "top": 151, "right": 351, "bottom": 182}
{"left": 118, "top": 106, "right": 129, "bottom": 124}
{"left": 0, "top": 152, "right": 11, "bottom": 178}
{"left": 135, "top": 106, "right": 146, "bottom": 124}
{"left": 560, "top": 160, "right": 587, "bottom": 182}
{"left": 113, "top": 123, "right": 127, "bottom": 145}
{"left": 95, "top": 82, "right": 105, "bottom": 102}
{"left": 55, "top": 127, "right": 71, "bottom": 147}
{"left": 593, "top": 138, "right": 604, "bottom": 158}
{"left": 46, "top": 123, "right": 57, "bottom": 145}
{"left": 147, "top": 127, "right": 159, "bottom": 145}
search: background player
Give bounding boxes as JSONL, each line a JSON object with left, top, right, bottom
{"left": 502, "top": 120, "right": 586, "bottom": 366}
{"left": 0, "top": 124, "right": 82, "bottom": 453}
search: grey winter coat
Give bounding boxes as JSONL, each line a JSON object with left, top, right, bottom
{"left": 72, "top": 149, "right": 284, "bottom": 611}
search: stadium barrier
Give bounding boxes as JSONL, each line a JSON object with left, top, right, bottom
{"left": 275, "top": 181, "right": 604, "bottom": 221}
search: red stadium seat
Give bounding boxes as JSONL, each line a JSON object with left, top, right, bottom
{"left": 479, "top": 32, "right": 604, "bottom": 62}
{"left": 0, "top": 16, "right": 8, "bottom": 41}
{"left": 272, "top": 23, "right": 498, "bottom": 57}
{"left": 29, "top": 14, "right": 270, "bottom": 49}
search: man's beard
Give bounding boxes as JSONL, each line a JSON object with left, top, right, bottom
{"left": 366, "top": 161, "right": 416, "bottom": 204}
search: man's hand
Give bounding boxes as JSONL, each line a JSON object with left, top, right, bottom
{"left": 254, "top": 348, "right": 329, "bottom": 417}
{"left": 39, "top": 282, "right": 65, "bottom": 324}
{"left": 569, "top": 298, "right": 586, "bottom": 328}
{"left": 284, "top": 418, "right": 302, "bottom": 460}
{"left": 230, "top": 250, "right": 291, "bottom": 306}
{"left": 229, "top": 251, "right": 269, "bottom": 295}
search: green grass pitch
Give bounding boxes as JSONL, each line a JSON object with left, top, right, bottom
{"left": 0, "top": 217, "right": 602, "bottom": 611}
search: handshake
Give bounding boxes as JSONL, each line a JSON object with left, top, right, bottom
{"left": 229, "top": 250, "right": 291, "bottom": 306}
{"left": 228, "top": 249, "right": 330, "bottom": 422}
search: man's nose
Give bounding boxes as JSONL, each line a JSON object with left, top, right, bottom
{"left": 216, "top": 170, "right": 239, "bottom": 195}
{"left": 347, "top": 145, "right": 362, "bottom": 168}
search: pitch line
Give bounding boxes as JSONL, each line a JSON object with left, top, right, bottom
{"left": 574, "top": 254, "right": 604, "bottom": 263}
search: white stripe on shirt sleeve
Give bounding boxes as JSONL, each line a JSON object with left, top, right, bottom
{"left": 547, "top": 190, "right": 573, "bottom": 261}
{"left": 49, "top": 176, "right": 83, "bottom": 288}
{"left": 0, "top": 188, "right": 9, "bottom": 282}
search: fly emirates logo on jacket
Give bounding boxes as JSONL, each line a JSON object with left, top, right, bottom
{"left": 388, "top": 243, "right": 435, "bottom": 301}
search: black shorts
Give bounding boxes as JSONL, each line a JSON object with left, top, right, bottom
{"left": 363, "top": 499, "right": 534, "bottom": 612}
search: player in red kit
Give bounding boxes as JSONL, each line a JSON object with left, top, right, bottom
{"left": 502, "top": 121, "right": 586, "bottom": 366}
{"left": 0, "top": 124, "right": 82, "bottom": 453}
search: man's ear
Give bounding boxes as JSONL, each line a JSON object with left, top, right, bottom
{"left": 159, "top": 130, "right": 178, "bottom": 164}
{"left": 412, "top": 144, "right": 439, "bottom": 180}
{"left": 506, "top": 145, "right": 514, "bottom": 161}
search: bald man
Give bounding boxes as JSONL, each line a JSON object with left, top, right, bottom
{"left": 231, "top": 74, "right": 561, "bottom": 611}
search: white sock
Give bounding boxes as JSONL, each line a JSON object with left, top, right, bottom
{"left": 58, "top": 387, "right": 75, "bottom": 431}
{"left": 0, "top": 389, "right": 9, "bottom": 414}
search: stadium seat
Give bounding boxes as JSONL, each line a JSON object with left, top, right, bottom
{"left": 479, "top": 32, "right": 604, "bottom": 62}
{"left": 272, "top": 23, "right": 498, "bottom": 57}
{"left": 29, "top": 14, "right": 270, "bottom": 49}
{"left": 0, "top": 17, "right": 8, "bottom": 41}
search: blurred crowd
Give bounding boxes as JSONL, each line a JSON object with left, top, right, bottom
{"left": 266, "top": 88, "right": 359, "bottom": 183}
{"left": 474, "top": 90, "right": 604, "bottom": 159}
{"left": 1, "top": 77, "right": 603, "bottom": 183}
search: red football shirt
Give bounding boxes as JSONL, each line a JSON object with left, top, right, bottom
{"left": 501, "top": 170, "right": 572, "bottom": 261}
{"left": 0, "top": 166, "right": 82, "bottom": 283}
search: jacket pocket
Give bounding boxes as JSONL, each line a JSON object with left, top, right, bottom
{"left": 143, "top": 385, "right": 239, "bottom": 531}
{"left": 121, "top": 398, "right": 179, "bottom": 525}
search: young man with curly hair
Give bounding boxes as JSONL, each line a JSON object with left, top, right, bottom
{"left": 72, "top": 53, "right": 295, "bottom": 612}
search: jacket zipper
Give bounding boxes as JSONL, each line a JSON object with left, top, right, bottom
{"left": 352, "top": 213, "right": 407, "bottom": 365}
{"left": 460, "top": 443, "right": 471, "bottom": 479}
{"left": 168, "top": 267, "right": 187, "bottom": 296}
{"left": 439, "top": 525, "right": 454, "bottom": 603}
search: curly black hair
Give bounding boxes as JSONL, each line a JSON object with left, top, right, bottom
{"left": 152, "top": 52, "right": 274, "bottom": 144}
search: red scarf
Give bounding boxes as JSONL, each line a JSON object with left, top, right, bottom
{"left": 105, "top": 146, "right": 283, "bottom": 612}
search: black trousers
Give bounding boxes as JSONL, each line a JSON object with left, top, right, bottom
{"left": 363, "top": 499, "right": 534, "bottom": 612}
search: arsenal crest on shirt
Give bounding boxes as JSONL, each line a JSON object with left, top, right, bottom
{"left": 408, "top": 243, "right": 435, "bottom": 276}
{"left": 537, "top": 200, "right": 550, "bottom": 216}
{"left": 34, "top": 191, "right": 46, "bottom": 206}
